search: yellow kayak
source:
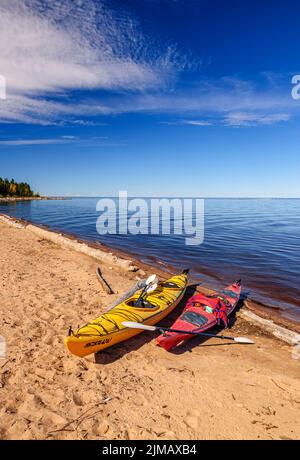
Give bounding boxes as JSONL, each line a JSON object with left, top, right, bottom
{"left": 65, "top": 272, "right": 188, "bottom": 357}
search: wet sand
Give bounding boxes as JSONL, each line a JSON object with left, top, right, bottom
{"left": 0, "top": 219, "right": 299, "bottom": 440}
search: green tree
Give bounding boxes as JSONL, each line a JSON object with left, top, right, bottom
{"left": 0, "top": 177, "right": 37, "bottom": 197}
{"left": 0, "top": 177, "right": 4, "bottom": 196}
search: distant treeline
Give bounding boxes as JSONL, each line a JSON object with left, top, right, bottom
{"left": 0, "top": 178, "right": 39, "bottom": 197}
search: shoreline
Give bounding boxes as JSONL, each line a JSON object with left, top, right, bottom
{"left": 1, "top": 199, "right": 299, "bottom": 325}
{"left": 0, "top": 214, "right": 300, "bottom": 440}
{"left": 1, "top": 211, "right": 300, "bottom": 338}
{"left": 0, "top": 196, "right": 68, "bottom": 203}
{"left": 1, "top": 212, "right": 300, "bottom": 336}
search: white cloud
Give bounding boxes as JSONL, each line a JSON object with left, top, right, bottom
{"left": 224, "top": 112, "right": 291, "bottom": 127}
{"left": 0, "top": 0, "right": 186, "bottom": 123}
{"left": 0, "top": 135, "right": 126, "bottom": 147}
{"left": 127, "top": 78, "right": 293, "bottom": 114}
{"left": 0, "top": 0, "right": 171, "bottom": 93}
{"left": 0, "top": 137, "right": 76, "bottom": 145}
{"left": 0, "top": 1, "right": 296, "bottom": 127}
{"left": 182, "top": 120, "right": 212, "bottom": 126}
{"left": 160, "top": 119, "right": 212, "bottom": 126}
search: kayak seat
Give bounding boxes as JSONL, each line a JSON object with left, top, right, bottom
{"left": 181, "top": 311, "right": 209, "bottom": 327}
{"left": 222, "top": 289, "right": 238, "bottom": 298}
{"left": 126, "top": 299, "right": 158, "bottom": 309}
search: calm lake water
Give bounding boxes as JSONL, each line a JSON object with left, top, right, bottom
{"left": 1, "top": 198, "right": 300, "bottom": 323}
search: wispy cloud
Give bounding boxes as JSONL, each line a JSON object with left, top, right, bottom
{"left": 0, "top": 1, "right": 297, "bottom": 127}
{"left": 67, "top": 119, "right": 107, "bottom": 127}
{"left": 223, "top": 112, "right": 291, "bottom": 127}
{"left": 161, "top": 119, "right": 212, "bottom": 126}
{"left": 182, "top": 120, "right": 212, "bottom": 126}
{"left": 0, "top": 0, "right": 180, "bottom": 93}
{"left": 160, "top": 109, "right": 291, "bottom": 128}
{"left": 0, "top": 137, "right": 75, "bottom": 146}
{"left": 0, "top": 135, "right": 125, "bottom": 147}
{"left": 0, "top": 0, "right": 189, "bottom": 124}
{"left": 115, "top": 76, "right": 295, "bottom": 126}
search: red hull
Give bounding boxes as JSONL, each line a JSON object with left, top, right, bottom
{"left": 156, "top": 281, "right": 241, "bottom": 351}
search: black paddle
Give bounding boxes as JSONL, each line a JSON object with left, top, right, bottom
{"left": 134, "top": 274, "right": 158, "bottom": 306}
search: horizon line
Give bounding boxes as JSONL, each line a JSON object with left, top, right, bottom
{"left": 44, "top": 195, "right": 300, "bottom": 200}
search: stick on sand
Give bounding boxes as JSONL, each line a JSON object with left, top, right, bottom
{"left": 96, "top": 266, "right": 114, "bottom": 295}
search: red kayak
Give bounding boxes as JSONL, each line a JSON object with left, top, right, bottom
{"left": 156, "top": 280, "right": 241, "bottom": 351}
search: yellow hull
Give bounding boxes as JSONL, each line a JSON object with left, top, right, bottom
{"left": 65, "top": 273, "right": 188, "bottom": 357}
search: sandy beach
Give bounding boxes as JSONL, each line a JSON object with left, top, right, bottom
{"left": 0, "top": 218, "right": 299, "bottom": 440}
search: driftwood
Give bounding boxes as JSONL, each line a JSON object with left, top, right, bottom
{"left": 96, "top": 267, "right": 114, "bottom": 295}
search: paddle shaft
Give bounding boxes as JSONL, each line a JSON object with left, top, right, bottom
{"left": 158, "top": 326, "right": 235, "bottom": 341}
{"left": 104, "top": 279, "right": 146, "bottom": 312}
{"left": 135, "top": 282, "right": 156, "bottom": 306}
{"left": 122, "top": 322, "right": 254, "bottom": 344}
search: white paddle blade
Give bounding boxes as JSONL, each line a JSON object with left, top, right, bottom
{"left": 146, "top": 274, "right": 158, "bottom": 285}
{"left": 122, "top": 321, "right": 157, "bottom": 331}
{"left": 145, "top": 283, "right": 158, "bottom": 294}
{"left": 234, "top": 337, "right": 255, "bottom": 344}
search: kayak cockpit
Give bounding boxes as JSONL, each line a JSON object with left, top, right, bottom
{"left": 125, "top": 299, "right": 160, "bottom": 310}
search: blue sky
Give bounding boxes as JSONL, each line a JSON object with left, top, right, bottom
{"left": 0, "top": 0, "right": 299, "bottom": 197}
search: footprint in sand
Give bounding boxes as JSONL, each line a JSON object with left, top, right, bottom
{"left": 0, "top": 426, "right": 7, "bottom": 440}
{"left": 92, "top": 419, "right": 110, "bottom": 436}
{"left": 6, "top": 419, "right": 29, "bottom": 439}
{"left": 97, "top": 370, "right": 108, "bottom": 383}
{"left": 132, "top": 393, "right": 148, "bottom": 407}
{"left": 157, "top": 430, "right": 177, "bottom": 440}
{"left": 33, "top": 394, "right": 46, "bottom": 408}
{"left": 72, "top": 392, "right": 84, "bottom": 406}
{"left": 184, "top": 409, "right": 201, "bottom": 431}
{"left": 44, "top": 333, "right": 54, "bottom": 345}
{"left": 5, "top": 403, "right": 17, "bottom": 415}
